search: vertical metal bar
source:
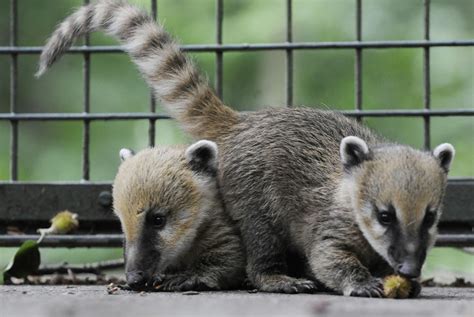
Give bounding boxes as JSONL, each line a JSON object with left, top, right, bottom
{"left": 9, "top": 0, "right": 18, "bottom": 181}
{"left": 82, "top": 0, "right": 90, "bottom": 180}
{"left": 423, "top": 0, "right": 431, "bottom": 150}
{"left": 148, "top": 0, "right": 158, "bottom": 147}
{"left": 286, "top": 0, "right": 293, "bottom": 107}
{"left": 355, "top": 0, "right": 363, "bottom": 121}
{"left": 215, "top": 0, "right": 223, "bottom": 99}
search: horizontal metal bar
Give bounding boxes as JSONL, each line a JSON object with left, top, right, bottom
{"left": 1, "top": 180, "right": 471, "bottom": 222}
{"left": 0, "top": 39, "right": 473, "bottom": 55}
{"left": 2, "top": 178, "right": 471, "bottom": 185}
{"left": 0, "top": 233, "right": 471, "bottom": 248}
{"left": 0, "top": 234, "right": 123, "bottom": 248}
{"left": 343, "top": 109, "right": 474, "bottom": 117}
{"left": 0, "top": 109, "right": 472, "bottom": 122}
{"left": 433, "top": 234, "right": 474, "bottom": 247}
{"left": 0, "top": 183, "right": 117, "bottom": 222}
{"left": 0, "top": 113, "right": 171, "bottom": 121}
{"left": 0, "top": 180, "right": 472, "bottom": 247}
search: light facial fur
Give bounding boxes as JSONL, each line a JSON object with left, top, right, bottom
{"left": 38, "top": 0, "right": 455, "bottom": 297}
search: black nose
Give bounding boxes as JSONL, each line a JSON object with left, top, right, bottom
{"left": 126, "top": 271, "right": 147, "bottom": 290}
{"left": 397, "top": 263, "right": 421, "bottom": 279}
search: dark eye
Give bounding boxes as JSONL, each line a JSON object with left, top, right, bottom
{"left": 152, "top": 215, "right": 166, "bottom": 229}
{"left": 423, "top": 211, "right": 436, "bottom": 228}
{"left": 377, "top": 211, "right": 396, "bottom": 226}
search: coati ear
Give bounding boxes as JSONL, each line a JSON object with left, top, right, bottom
{"left": 119, "top": 148, "right": 135, "bottom": 162}
{"left": 185, "top": 140, "right": 218, "bottom": 175}
{"left": 340, "top": 136, "right": 370, "bottom": 169}
{"left": 433, "top": 143, "right": 455, "bottom": 172}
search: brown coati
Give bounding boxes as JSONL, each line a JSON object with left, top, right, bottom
{"left": 113, "top": 141, "right": 245, "bottom": 291}
{"left": 37, "top": 0, "right": 455, "bottom": 297}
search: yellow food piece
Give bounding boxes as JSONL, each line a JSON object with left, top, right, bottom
{"left": 37, "top": 210, "right": 79, "bottom": 236}
{"left": 383, "top": 275, "right": 412, "bottom": 299}
{"left": 51, "top": 210, "right": 79, "bottom": 234}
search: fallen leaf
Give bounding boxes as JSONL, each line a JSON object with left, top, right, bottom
{"left": 3, "top": 240, "right": 41, "bottom": 281}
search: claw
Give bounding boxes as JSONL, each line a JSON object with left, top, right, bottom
{"left": 152, "top": 274, "right": 212, "bottom": 292}
{"left": 349, "top": 278, "right": 384, "bottom": 298}
{"left": 258, "top": 275, "right": 317, "bottom": 294}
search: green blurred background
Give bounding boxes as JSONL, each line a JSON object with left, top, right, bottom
{"left": 0, "top": 0, "right": 472, "bottom": 280}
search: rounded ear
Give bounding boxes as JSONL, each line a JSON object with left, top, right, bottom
{"left": 340, "top": 136, "right": 370, "bottom": 169}
{"left": 119, "top": 148, "right": 135, "bottom": 162}
{"left": 433, "top": 143, "right": 455, "bottom": 172}
{"left": 185, "top": 140, "right": 218, "bottom": 175}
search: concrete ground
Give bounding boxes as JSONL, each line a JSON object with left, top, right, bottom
{"left": 1, "top": 286, "right": 473, "bottom": 317}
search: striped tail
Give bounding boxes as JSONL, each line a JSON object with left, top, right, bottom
{"left": 37, "top": 0, "right": 238, "bottom": 141}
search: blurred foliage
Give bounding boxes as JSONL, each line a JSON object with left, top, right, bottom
{"left": 0, "top": 0, "right": 472, "bottom": 180}
{"left": 0, "top": 1, "right": 472, "bottom": 275}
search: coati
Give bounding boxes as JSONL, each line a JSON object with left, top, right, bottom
{"left": 37, "top": 0, "right": 455, "bottom": 297}
{"left": 113, "top": 141, "right": 245, "bottom": 291}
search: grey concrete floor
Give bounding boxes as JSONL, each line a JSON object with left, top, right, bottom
{"left": 1, "top": 286, "right": 473, "bottom": 317}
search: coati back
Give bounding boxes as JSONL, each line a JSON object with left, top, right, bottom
{"left": 113, "top": 141, "right": 245, "bottom": 291}
{"left": 38, "top": 1, "right": 456, "bottom": 297}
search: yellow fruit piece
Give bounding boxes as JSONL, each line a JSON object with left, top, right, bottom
{"left": 383, "top": 275, "right": 412, "bottom": 299}
{"left": 37, "top": 210, "right": 79, "bottom": 236}
{"left": 51, "top": 210, "right": 79, "bottom": 233}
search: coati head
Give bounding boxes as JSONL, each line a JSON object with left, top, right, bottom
{"left": 339, "top": 136, "right": 455, "bottom": 278}
{"left": 112, "top": 140, "right": 220, "bottom": 290}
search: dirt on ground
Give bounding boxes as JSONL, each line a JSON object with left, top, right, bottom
{"left": 1, "top": 285, "right": 473, "bottom": 317}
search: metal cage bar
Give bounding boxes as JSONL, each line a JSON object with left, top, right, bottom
{"left": 0, "top": 109, "right": 472, "bottom": 122}
{"left": 148, "top": 0, "right": 158, "bottom": 147}
{"left": 2, "top": 233, "right": 474, "bottom": 248}
{"left": 286, "top": 0, "right": 293, "bottom": 107}
{"left": 2, "top": 40, "right": 473, "bottom": 55}
{"left": 354, "top": 0, "right": 363, "bottom": 121}
{"left": 215, "top": 0, "right": 224, "bottom": 99}
{"left": 423, "top": 0, "right": 431, "bottom": 150}
{"left": 9, "top": 0, "right": 18, "bottom": 181}
{"left": 82, "top": 0, "right": 91, "bottom": 181}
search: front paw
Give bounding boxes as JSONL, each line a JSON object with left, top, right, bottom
{"left": 348, "top": 278, "right": 384, "bottom": 298}
{"left": 152, "top": 274, "right": 214, "bottom": 292}
{"left": 256, "top": 274, "right": 317, "bottom": 294}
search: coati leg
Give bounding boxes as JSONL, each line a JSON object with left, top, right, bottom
{"left": 310, "top": 243, "right": 384, "bottom": 297}
{"left": 152, "top": 274, "right": 214, "bottom": 292}
{"left": 152, "top": 248, "right": 244, "bottom": 292}
{"left": 241, "top": 215, "right": 317, "bottom": 293}
{"left": 152, "top": 215, "right": 246, "bottom": 292}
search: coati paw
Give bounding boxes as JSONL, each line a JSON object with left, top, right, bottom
{"left": 152, "top": 274, "right": 214, "bottom": 292}
{"left": 349, "top": 278, "right": 384, "bottom": 298}
{"left": 257, "top": 274, "right": 317, "bottom": 294}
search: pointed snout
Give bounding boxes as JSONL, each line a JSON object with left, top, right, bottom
{"left": 124, "top": 242, "right": 158, "bottom": 290}
{"left": 397, "top": 260, "right": 421, "bottom": 279}
{"left": 126, "top": 270, "right": 148, "bottom": 290}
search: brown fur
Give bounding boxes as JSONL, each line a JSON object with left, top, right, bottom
{"left": 113, "top": 144, "right": 246, "bottom": 291}
{"left": 38, "top": 1, "right": 455, "bottom": 297}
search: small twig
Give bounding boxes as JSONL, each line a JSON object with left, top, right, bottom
{"left": 37, "top": 259, "right": 124, "bottom": 275}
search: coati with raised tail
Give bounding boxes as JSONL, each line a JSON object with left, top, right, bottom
{"left": 113, "top": 140, "right": 245, "bottom": 291}
{"left": 38, "top": 0, "right": 455, "bottom": 297}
